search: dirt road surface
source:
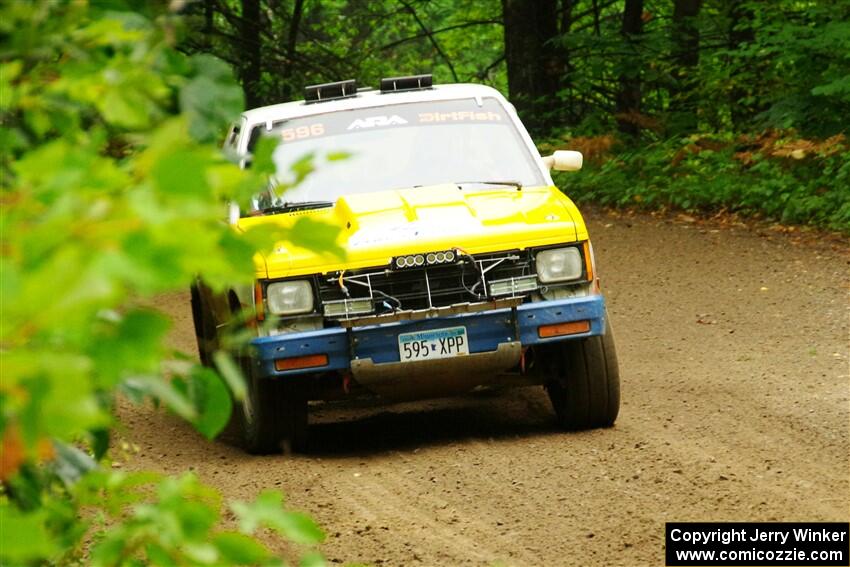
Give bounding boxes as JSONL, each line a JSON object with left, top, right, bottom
{"left": 117, "top": 211, "right": 849, "bottom": 566}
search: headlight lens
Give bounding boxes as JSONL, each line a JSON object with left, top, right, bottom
{"left": 266, "top": 280, "right": 314, "bottom": 315}
{"left": 536, "top": 247, "right": 583, "bottom": 283}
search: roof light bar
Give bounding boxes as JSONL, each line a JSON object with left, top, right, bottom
{"left": 380, "top": 74, "right": 433, "bottom": 93}
{"left": 304, "top": 79, "right": 357, "bottom": 104}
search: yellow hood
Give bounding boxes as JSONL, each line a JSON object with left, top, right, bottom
{"left": 239, "top": 184, "right": 589, "bottom": 279}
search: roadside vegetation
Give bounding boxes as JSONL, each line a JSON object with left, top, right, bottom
{"left": 550, "top": 132, "right": 849, "bottom": 230}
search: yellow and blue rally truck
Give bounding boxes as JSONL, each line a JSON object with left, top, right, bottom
{"left": 192, "top": 75, "right": 620, "bottom": 453}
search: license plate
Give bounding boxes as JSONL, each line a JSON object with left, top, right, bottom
{"left": 398, "top": 326, "right": 469, "bottom": 361}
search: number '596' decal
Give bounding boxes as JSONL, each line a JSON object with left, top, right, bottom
{"left": 280, "top": 123, "right": 325, "bottom": 141}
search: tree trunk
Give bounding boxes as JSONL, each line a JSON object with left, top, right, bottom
{"left": 202, "top": 0, "right": 214, "bottom": 48}
{"left": 728, "top": 0, "right": 756, "bottom": 129}
{"left": 240, "top": 0, "right": 262, "bottom": 109}
{"left": 560, "top": 0, "right": 575, "bottom": 34}
{"left": 669, "top": 0, "right": 702, "bottom": 132}
{"left": 280, "top": 0, "right": 305, "bottom": 100}
{"left": 502, "top": 0, "right": 561, "bottom": 134}
{"left": 591, "top": 0, "right": 601, "bottom": 35}
{"left": 615, "top": 0, "right": 644, "bottom": 137}
{"left": 560, "top": 0, "right": 577, "bottom": 122}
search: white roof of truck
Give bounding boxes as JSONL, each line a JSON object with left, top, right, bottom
{"left": 240, "top": 83, "right": 513, "bottom": 127}
{"left": 231, "top": 82, "right": 552, "bottom": 185}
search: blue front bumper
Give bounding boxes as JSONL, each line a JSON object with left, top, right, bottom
{"left": 250, "top": 295, "right": 607, "bottom": 378}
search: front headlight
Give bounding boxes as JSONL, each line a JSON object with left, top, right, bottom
{"left": 266, "top": 280, "right": 314, "bottom": 315}
{"left": 536, "top": 247, "right": 584, "bottom": 283}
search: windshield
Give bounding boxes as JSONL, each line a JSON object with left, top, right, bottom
{"left": 258, "top": 97, "right": 545, "bottom": 204}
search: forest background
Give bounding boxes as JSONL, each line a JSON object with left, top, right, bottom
{"left": 183, "top": 0, "right": 850, "bottom": 230}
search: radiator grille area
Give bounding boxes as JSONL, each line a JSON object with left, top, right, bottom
{"left": 317, "top": 251, "right": 534, "bottom": 314}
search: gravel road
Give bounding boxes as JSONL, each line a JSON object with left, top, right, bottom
{"left": 117, "top": 210, "right": 850, "bottom": 566}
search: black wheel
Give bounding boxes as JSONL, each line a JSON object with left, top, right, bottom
{"left": 240, "top": 361, "right": 308, "bottom": 454}
{"left": 540, "top": 318, "right": 620, "bottom": 430}
{"left": 190, "top": 284, "right": 217, "bottom": 367}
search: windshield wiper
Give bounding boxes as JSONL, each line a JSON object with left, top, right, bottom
{"left": 455, "top": 180, "right": 523, "bottom": 190}
{"left": 261, "top": 200, "right": 335, "bottom": 214}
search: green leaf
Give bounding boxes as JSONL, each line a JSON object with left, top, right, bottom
{"left": 180, "top": 54, "right": 244, "bottom": 143}
{"left": 0, "top": 505, "right": 57, "bottom": 562}
{"left": 288, "top": 217, "right": 345, "bottom": 259}
{"left": 182, "top": 542, "right": 219, "bottom": 564}
{"left": 190, "top": 366, "right": 233, "bottom": 440}
{"left": 145, "top": 543, "right": 178, "bottom": 567}
{"left": 122, "top": 375, "right": 197, "bottom": 421}
{"left": 232, "top": 490, "right": 325, "bottom": 545}
{"left": 213, "top": 532, "right": 271, "bottom": 564}
{"left": 91, "top": 427, "right": 111, "bottom": 460}
{"left": 811, "top": 75, "right": 850, "bottom": 97}
{"left": 300, "top": 551, "right": 327, "bottom": 567}
{"left": 326, "top": 151, "right": 351, "bottom": 162}
{"left": 251, "top": 136, "right": 279, "bottom": 177}
{"left": 91, "top": 532, "right": 129, "bottom": 567}
{"left": 90, "top": 309, "right": 171, "bottom": 387}
{"left": 98, "top": 88, "right": 151, "bottom": 129}
{"left": 151, "top": 150, "right": 211, "bottom": 198}
{"left": 212, "top": 350, "right": 247, "bottom": 401}
{"left": 288, "top": 153, "right": 316, "bottom": 186}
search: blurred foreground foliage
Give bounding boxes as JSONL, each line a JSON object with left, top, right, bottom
{"left": 1, "top": 2, "right": 330, "bottom": 564}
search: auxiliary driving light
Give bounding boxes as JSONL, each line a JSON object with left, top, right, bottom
{"left": 393, "top": 250, "right": 457, "bottom": 269}
{"left": 489, "top": 275, "right": 539, "bottom": 297}
{"left": 323, "top": 298, "right": 374, "bottom": 317}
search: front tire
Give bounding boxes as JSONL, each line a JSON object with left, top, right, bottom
{"left": 540, "top": 318, "right": 620, "bottom": 430}
{"left": 190, "top": 284, "right": 217, "bottom": 367}
{"left": 240, "top": 362, "right": 308, "bottom": 454}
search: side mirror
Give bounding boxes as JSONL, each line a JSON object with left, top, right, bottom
{"left": 542, "top": 150, "right": 583, "bottom": 172}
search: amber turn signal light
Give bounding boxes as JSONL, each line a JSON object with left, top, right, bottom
{"left": 583, "top": 241, "right": 594, "bottom": 282}
{"left": 538, "top": 320, "right": 591, "bottom": 338}
{"left": 274, "top": 353, "right": 329, "bottom": 371}
{"left": 254, "top": 281, "right": 265, "bottom": 321}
